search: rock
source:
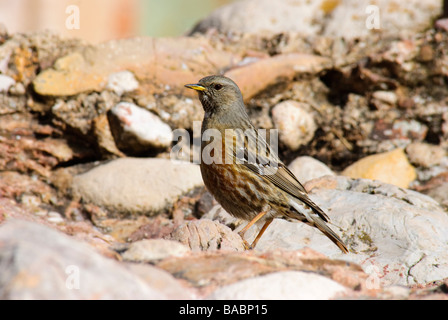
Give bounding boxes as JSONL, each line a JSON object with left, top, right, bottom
{"left": 380, "top": 285, "right": 411, "bottom": 300}
{"left": 157, "top": 248, "right": 367, "bottom": 292}
{"left": 169, "top": 219, "right": 246, "bottom": 252}
{"left": 0, "top": 115, "right": 78, "bottom": 177}
{"left": 71, "top": 158, "right": 204, "bottom": 215}
{"left": 371, "top": 90, "right": 398, "bottom": 109}
{"left": 33, "top": 36, "right": 238, "bottom": 97}
{"left": 288, "top": 156, "right": 335, "bottom": 183}
{"left": 0, "top": 171, "right": 56, "bottom": 203}
{"left": 190, "top": 0, "right": 326, "bottom": 35}
{"left": 124, "top": 263, "right": 193, "bottom": 299}
{"left": 195, "top": 191, "right": 218, "bottom": 218}
{"left": 435, "top": 18, "right": 448, "bottom": 32}
{"left": 201, "top": 204, "right": 243, "bottom": 230}
{"left": 50, "top": 90, "right": 119, "bottom": 137}
{"left": 225, "top": 54, "right": 330, "bottom": 102}
{"left": 424, "top": 182, "right": 448, "bottom": 208}
{"left": 405, "top": 142, "right": 446, "bottom": 168}
{"left": 121, "top": 239, "right": 190, "bottom": 263}
{"left": 154, "top": 95, "right": 204, "bottom": 130}
{"left": 0, "top": 198, "right": 119, "bottom": 258}
{"left": 253, "top": 176, "right": 448, "bottom": 286}
{"left": 207, "top": 271, "right": 348, "bottom": 300}
{"left": 191, "top": 0, "right": 441, "bottom": 39}
{"left": 108, "top": 102, "right": 173, "bottom": 154}
{"left": 341, "top": 148, "right": 416, "bottom": 188}
{"left": 0, "top": 74, "right": 15, "bottom": 92}
{"left": 372, "top": 91, "right": 398, "bottom": 106}
{"left": 8, "top": 82, "right": 26, "bottom": 95}
{"left": 324, "top": 0, "right": 442, "bottom": 39}
{"left": 106, "top": 71, "right": 139, "bottom": 96}
{"left": 391, "top": 119, "right": 428, "bottom": 141}
{"left": 0, "top": 219, "right": 168, "bottom": 299}
{"left": 126, "top": 215, "right": 178, "bottom": 242}
{"left": 271, "top": 100, "right": 317, "bottom": 150}
{"left": 0, "top": 117, "right": 77, "bottom": 177}
{"left": 92, "top": 114, "right": 125, "bottom": 156}
{"left": 0, "top": 31, "right": 82, "bottom": 86}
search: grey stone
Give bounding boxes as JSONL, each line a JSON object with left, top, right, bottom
{"left": 191, "top": 0, "right": 441, "bottom": 40}
{"left": 0, "top": 219, "right": 167, "bottom": 299}
{"left": 207, "top": 271, "right": 348, "bottom": 300}
{"left": 72, "top": 158, "right": 204, "bottom": 215}
{"left": 288, "top": 156, "right": 335, "bottom": 183}
{"left": 251, "top": 176, "right": 448, "bottom": 286}
{"left": 169, "top": 219, "right": 246, "bottom": 252}
{"left": 0, "top": 74, "right": 15, "bottom": 92}
{"left": 124, "top": 263, "right": 193, "bottom": 299}
{"left": 324, "top": 0, "right": 441, "bottom": 39}
{"left": 205, "top": 176, "right": 448, "bottom": 286}
{"left": 271, "top": 101, "right": 316, "bottom": 150}
{"left": 406, "top": 142, "right": 446, "bottom": 168}
{"left": 122, "top": 239, "right": 190, "bottom": 263}
{"left": 190, "top": 0, "right": 324, "bottom": 36}
{"left": 108, "top": 102, "right": 173, "bottom": 154}
{"left": 106, "top": 71, "right": 139, "bottom": 96}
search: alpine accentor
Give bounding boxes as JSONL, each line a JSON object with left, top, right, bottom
{"left": 185, "top": 75, "right": 348, "bottom": 253}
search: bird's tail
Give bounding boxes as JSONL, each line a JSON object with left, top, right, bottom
{"left": 288, "top": 199, "right": 349, "bottom": 254}
{"left": 312, "top": 215, "right": 349, "bottom": 254}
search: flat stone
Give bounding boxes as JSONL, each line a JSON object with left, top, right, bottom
{"left": 207, "top": 271, "right": 348, "bottom": 300}
{"left": 72, "top": 158, "right": 204, "bottom": 215}
{"left": 225, "top": 53, "right": 330, "bottom": 102}
{"left": 156, "top": 248, "right": 366, "bottom": 291}
{"left": 33, "top": 36, "right": 238, "bottom": 97}
{"left": 253, "top": 176, "right": 448, "bottom": 286}
{"left": 121, "top": 239, "right": 190, "bottom": 263}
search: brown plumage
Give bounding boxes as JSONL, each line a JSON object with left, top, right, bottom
{"left": 185, "top": 75, "right": 349, "bottom": 253}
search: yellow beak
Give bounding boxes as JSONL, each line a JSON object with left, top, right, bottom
{"left": 185, "top": 83, "right": 207, "bottom": 92}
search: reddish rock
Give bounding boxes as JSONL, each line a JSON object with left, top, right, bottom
{"left": 225, "top": 53, "right": 330, "bottom": 101}
{"left": 33, "top": 36, "right": 240, "bottom": 97}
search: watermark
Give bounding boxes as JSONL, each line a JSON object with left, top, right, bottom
{"left": 170, "top": 121, "right": 279, "bottom": 172}
{"left": 365, "top": 5, "right": 381, "bottom": 30}
{"left": 65, "top": 265, "right": 80, "bottom": 290}
{"left": 65, "top": 5, "right": 81, "bottom": 30}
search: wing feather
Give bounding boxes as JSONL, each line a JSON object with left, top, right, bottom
{"left": 228, "top": 128, "right": 330, "bottom": 222}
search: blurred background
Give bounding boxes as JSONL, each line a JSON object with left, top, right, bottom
{"left": 0, "top": 0, "right": 235, "bottom": 43}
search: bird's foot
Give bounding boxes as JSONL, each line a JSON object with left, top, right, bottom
{"left": 238, "top": 231, "right": 252, "bottom": 250}
{"left": 242, "top": 239, "right": 253, "bottom": 250}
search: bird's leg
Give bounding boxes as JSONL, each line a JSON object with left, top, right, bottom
{"left": 250, "top": 218, "right": 273, "bottom": 249}
{"left": 238, "top": 211, "right": 267, "bottom": 250}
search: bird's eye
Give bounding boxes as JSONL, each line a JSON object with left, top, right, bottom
{"left": 213, "top": 84, "right": 223, "bottom": 90}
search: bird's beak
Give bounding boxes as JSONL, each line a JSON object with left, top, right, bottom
{"left": 185, "top": 83, "right": 207, "bottom": 92}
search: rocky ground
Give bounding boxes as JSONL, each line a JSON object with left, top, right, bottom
{"left": 1, "top": 0, "right": 448, "bottom": 300}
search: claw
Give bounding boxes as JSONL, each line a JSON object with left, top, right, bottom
{"left": 242, "top": 239, "right": 252, "bottom": 250}
{"left": 238, "top": 231, "right": 252, "bottom": 250}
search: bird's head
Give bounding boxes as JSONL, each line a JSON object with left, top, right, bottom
{"left": 185, "top": 75, "right": 244, "bottom": 114}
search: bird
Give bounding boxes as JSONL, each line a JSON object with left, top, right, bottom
{"left": 185, "top": 75, "right": 349, "bottom": 253}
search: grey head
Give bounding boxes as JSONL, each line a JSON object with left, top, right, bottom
{"left": 185, "top": 75, "right": 246, "bottom": 115}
